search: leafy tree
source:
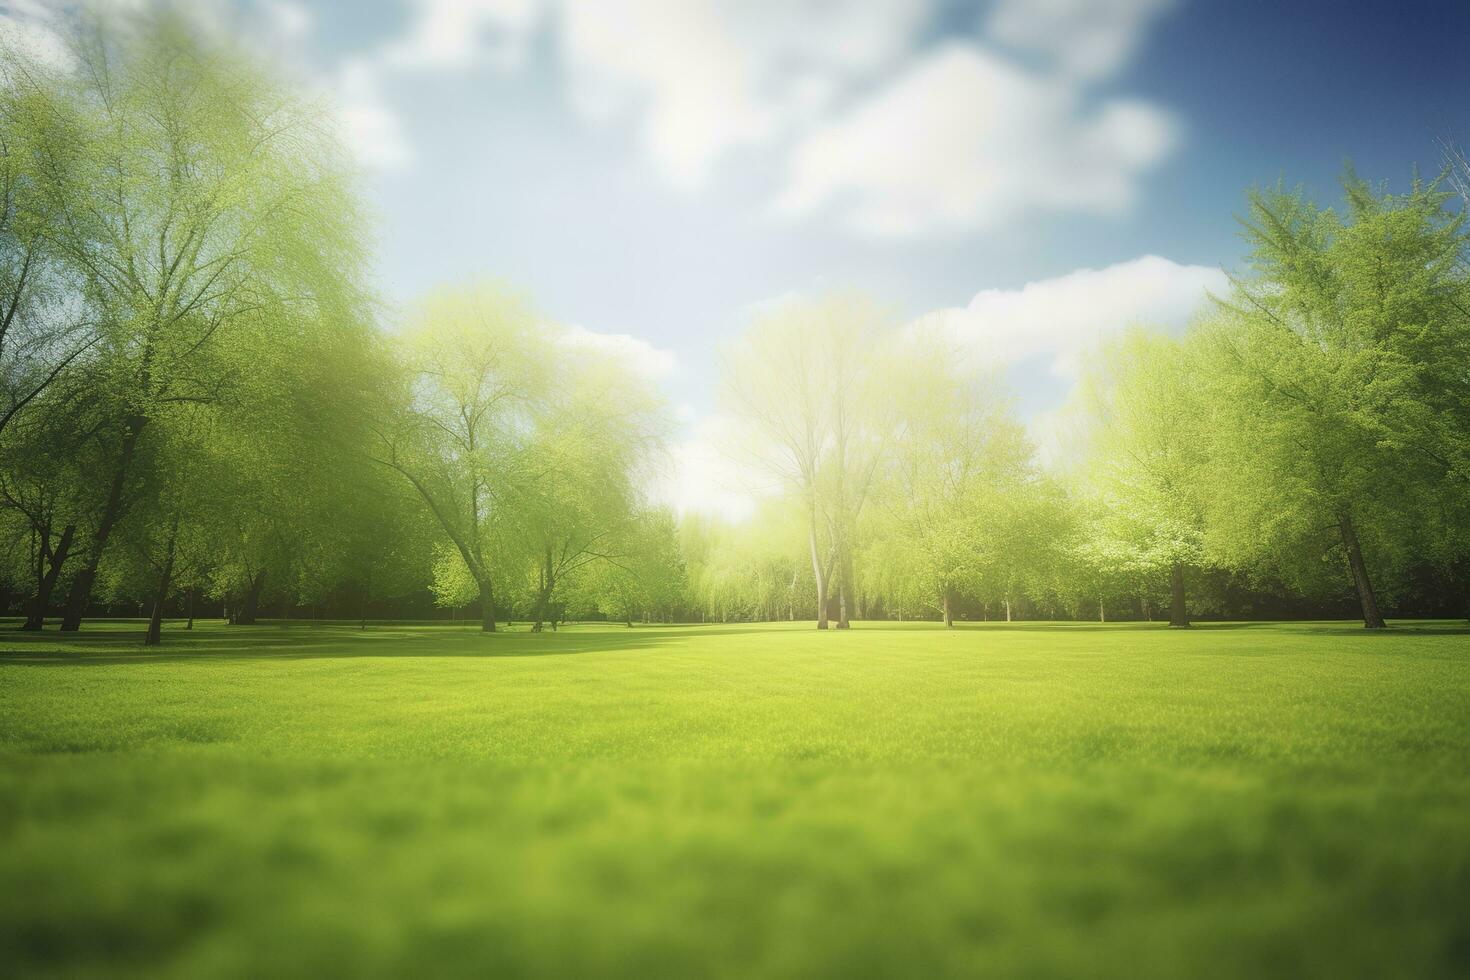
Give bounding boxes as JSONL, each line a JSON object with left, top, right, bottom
{"left": 0, "top": 385, "right": 94, "bottom": 629}
{"left": 510, "top": 341, "right": 667, "bottom": 631}
{"left": 876, "top": 327, "right": 1031, "bottom": 626}
{"left": 9, "top": 10, "right": 367, "bottom": 630}
{"left": 376, "top": 283, "right": 547, "bottom": 632}
{"left": 590, "top": 508, "right": 686, "bottom": 625}
{"left": 1078, "top": 329, "right": 1210, "bottom": 627}
{"left": 0, "top": 47, "right": 96, "bottom": 440}
{"left": 1202, "top": 175, "right": 1468, "bottom": 627}
{"left": 722, "top": 293, "right": 891, "bottom": 628}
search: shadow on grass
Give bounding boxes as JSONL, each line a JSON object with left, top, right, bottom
{"left": 1, "top": 617, "right": 1463, "bottom": 666}
{"left": 0, "top": 620, "right": 795, "bottom": 665}
{"left": 947, "top": 620, "right": 1470, "bottom": 636}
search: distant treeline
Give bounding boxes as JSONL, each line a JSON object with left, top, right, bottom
{"left": 2, "top": 12, "right": 1466, "bottom": 641}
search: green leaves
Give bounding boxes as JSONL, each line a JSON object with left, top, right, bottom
{"left": 1199, "top": 172, "right": 1470, "bottom": 619}
{"left": 386, "top": 283, "right": 673, "bottom": 626}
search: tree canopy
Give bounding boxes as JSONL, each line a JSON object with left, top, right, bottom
{"left": 2, "top": 11, "right": 1467, "bottom": 641}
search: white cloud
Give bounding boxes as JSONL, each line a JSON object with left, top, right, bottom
{"left": 12, "top": 0, "right": 1181, "bottom": 231}
{"left": 557, "top": 0, "right": 928, "bottom": 188}
{"left": 261, "top": 0, "right": 311, "bottom": 43}
{"left": 384, "top": 0, "right": 543, "bottom": 72}
{"left": 919, "top": 254, "right": 1226, "bottom": 378}
{"left": 373, "top": 0, "right": 926, "bottom": 188}
{"left": 987, "top": 0, "right": 1175, "bottom": 80}
{"left": 559, "top": 0, "right": 770, "bottom": 188}
{"left": 558, "top": 324, "right": 678, "bottom": 380}
{"left": 653, "top": 415, "right": 762, "bottom": 523}
{"left": 774, "top": 43, "right": 1178, "bottom": 238}
{"left": 333, "top": 57, "right": 416, "bottom": 171}
{"left": 251, "top": 3, "right": 415, "bottom": 173}
{"left": 366, "top": 0, "right": 1178, "bottom": 234}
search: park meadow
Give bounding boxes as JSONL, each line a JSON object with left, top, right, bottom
{"left": 3, "top": 3, "right": 1470, "bottom": 979}
{"left": 5, "top": 618, "right": 1470, "bottom": 977}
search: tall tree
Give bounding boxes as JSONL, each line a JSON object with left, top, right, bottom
{"left": 0, "top": 48, "right": 96, "bottom": 441}
{"left": 377, "top": 284, "right": 548, "bottom": 632}
{"left": 511, "top": 343, "right": 667, "bottom": 632}
{"left": 1202, "top": 175, "right": 1467, "bottom": 627}
{"left": 0, "top": 382, "right": 98, "bottom": 630}
{"left": 722, "top": 293, "right": 890, "bottom": 629}
{"left": 14, "top": 10, "right": 366, "bottom": 630}
{"left": 877, "top": 327, "right": 1031, "bottom": 627}
{"left": 1078, "top": 329, "right": 1210, "bottom": 627}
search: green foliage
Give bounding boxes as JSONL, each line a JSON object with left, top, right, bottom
{"left": 379, "top": 282, "right": 672, "bottom": 630}
{"left": 1, "top": 3, "right": 1467, "bottom": 639}
{"left": 1077, "top": 330, "right": 1208, "bottom": 573}
{"left": 703, "top": 173, "right": 1470, "bottom": 628}
{"left": 1196, "top": 176, "right": 1470, "bottom": 622}
{"left": 722, "top": 292, "right": 894, "bottom": 626}
{"left": 429, "top": 543, "right": 479, "bottom": 609}
{"left": 870, "top": 326, "right": 1038, "bottom": 621}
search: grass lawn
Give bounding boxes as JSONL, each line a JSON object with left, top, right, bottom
{"left": 2, "top": 619, "right": 1468, "bottom": 978}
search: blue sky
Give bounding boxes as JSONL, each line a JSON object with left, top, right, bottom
{"left": 6, "top": 0, "right": 1467, "bottom": 514}
{"left": 293, "top": 0, "right": 1467, "bottom": 398}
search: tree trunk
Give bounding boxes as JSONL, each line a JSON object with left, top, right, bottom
{"left": 531, "top": 545, "right": 555, "bottom": 632}
{"left": 1004, "top": 595, "right": 1012, "bottom": 623}
{"left": 835, "top": 543, "right": 854, "bottom": 629}
{"left": 1169, "top": 562, "right": 1190, "bottom": 628}
{"left": 23, "top": 523, "right": 74, "bottom": 631}
{"left": 1098, "top": 595, "right": 1106, "bottom": 623}
{"left": 144, "top": 522, "right": 179, "bottom": 647}
{"left": 1339, "top": 513, "right": 1386, "bottom": 629}
{"left": 808, "top": 516, "right": 828, "bottom": 630}
{"left": 479, "top": 577, "right": 497, "bottom": 632}
{"left": 185, "top": 587, "right": 195, "bottom": 630}
{"left": 61, "top": 417, "right": 145, "bottom": 631}
{"left": 942, "top": 586, "right": 954, "bottom": 628}
{"left": 235, "top": 570, "right": 266, "bottom": 625}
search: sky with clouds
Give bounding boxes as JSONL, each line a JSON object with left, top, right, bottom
{"left": 5, "top": 0, "right": 1469, "bottom": 517}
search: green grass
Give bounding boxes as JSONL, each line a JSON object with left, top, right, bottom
{"left": 2, "top": 619, "right": 1469, "bottom": 978}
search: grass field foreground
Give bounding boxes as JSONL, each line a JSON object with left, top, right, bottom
{"left": 3, "top": 620, "right": 1469, "bottom": 978}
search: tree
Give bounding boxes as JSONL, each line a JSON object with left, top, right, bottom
{"left": 1201, "top": 175, "right": 1468, "bottom": 628}
{"left": 681, "top": 500, "right": 813, "bottom": 623}
{"left": 0, "top": 47, "right": 97, "bottom": 441}
{"left": 103, "top": 408, "right": 213, "bottom": 646}
{"left": 722, "top": 293, "right": 891, "bottom": 629}
{"left": 1078, "top": 329, "right": 1210, "bottom": 627}
{"left": 876, "top": 326, "right": 1032, "bottom": 626}
{"left": 0, "top": 384, "right": 95, "bottom": 629}
{"left": 377, "top": 284, "right": 548, "bottom": 632}
{"left": 511, "top": 346, "right": 667, "bottom": 632}
{"left": 975, "top": 472, "right": 1073, "bottom": 623}
{"left": 590, "top": 508, "right": 686, "bottom": 626}
{"left": 13, "top": 10, "right": 367, "bottom": 631}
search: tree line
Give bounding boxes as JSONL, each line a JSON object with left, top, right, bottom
{"left": 2, "top": 14, "right": 1466, "bottom": 642}
{"left": 705, "top": 174, "right": 1470, "bottom": 630}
